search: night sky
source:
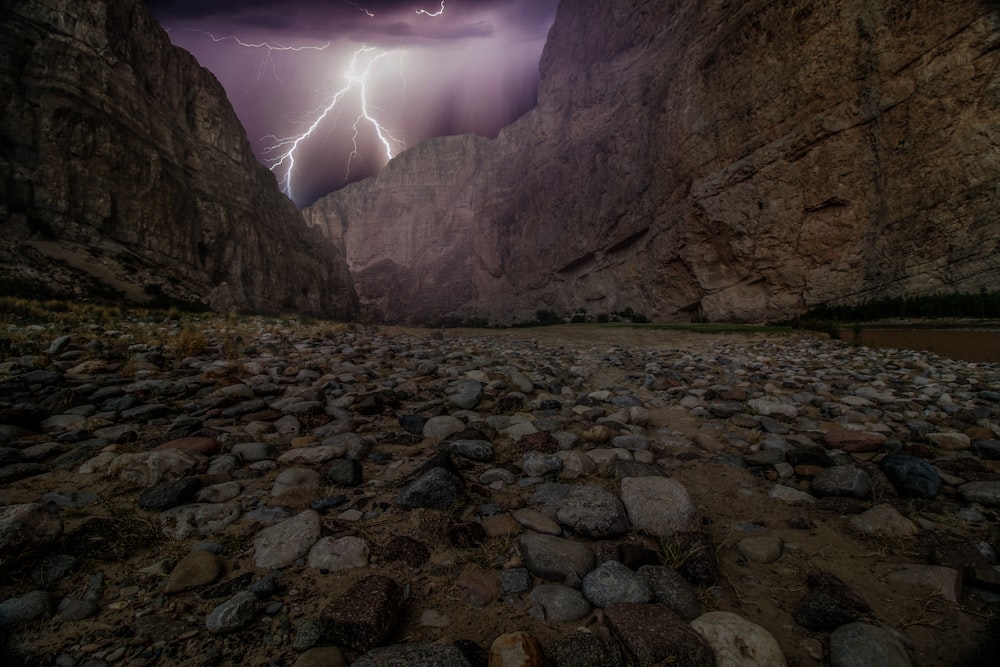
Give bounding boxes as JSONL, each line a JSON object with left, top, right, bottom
{"left": 145, "top": 0, "right": 559, "bottom": 206}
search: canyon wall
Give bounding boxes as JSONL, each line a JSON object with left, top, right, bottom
{"left": 307, "top": 0, "right": 1000, "bottom": 324}
{"left": 0, "top": 0, "right": 357, "bottom": 316}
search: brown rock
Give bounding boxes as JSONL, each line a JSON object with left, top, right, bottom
{"left": 822, "top": 431, "right": 886, "bottom": 453}
{"left": 457, "top": 564, "right": 501, "bottom": 608}
{"left": 164, "top": 549, "right": 222, "bottom": 594}
{"left": 604, "top": 603, "right": 715, "bottom": 666}
{"left": 489, "top": 632, "right": 547, "bottom": 667}
{"left": 481, "top": 514, "right": 523, "bottom": 538}
{"left": 794, "top": 465, "right": 826, "bottom": 479}
{"left": 320, "top": 576, "right": 404, "bottom": 651}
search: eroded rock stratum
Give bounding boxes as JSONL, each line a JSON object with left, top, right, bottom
{"left": 306, "top": 0, "right": 1000, "bottom": 324}
{"left": 0, "top": 0, "right": 356, "bottom": 317}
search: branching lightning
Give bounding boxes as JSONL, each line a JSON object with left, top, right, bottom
{"left": 184, "top": 28, "right": 331, "bottom": 84}
{"left": 416, "top": 1, "right": 446, "bottom": 17}
{"left": 343, "top": 1, "right": 375, "bottom": 18}
{"left": 261, "top": 46, "right": 405, "bottom": 203}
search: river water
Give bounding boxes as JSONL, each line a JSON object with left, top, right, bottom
{"left": 837, "top": 328, "right": 1000, "bottom": 364}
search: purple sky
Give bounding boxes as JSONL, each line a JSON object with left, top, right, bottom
{"left": 145, "top": 0, "right": 559, "bottom": 205}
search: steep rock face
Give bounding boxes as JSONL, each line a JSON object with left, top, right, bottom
{"left": 0, "top": 0, "right": 356, "bottom": 316}
{"left": 308, "top": 0, "right": 1000, "bottom": 324}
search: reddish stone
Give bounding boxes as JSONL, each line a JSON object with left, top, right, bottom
{"left": 902, "top": 444, "right": 935, "bottom": 459}
{"left": 155, "top": 437, "right": 221, "bottom": 455}
{"left": 821, "top": 430, "right": 886, "bottom": 453}
{"left": 794, "top": 465, "right": 825, "bottom": 479}
{"left": 489, "top": 631, "right": 546, "bottom": 667}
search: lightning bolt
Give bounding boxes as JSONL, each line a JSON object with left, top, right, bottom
{"left": 261, "top": 46, "right": 405, "bottom": 204}
{"left": 183, "top": 28, "right": 331, "bottom": 84}
{"left": 343, "top": 1, "right": 375, "bottom": 17}
{"left": 416, "top": 1, "right": 446, "bottom": 17}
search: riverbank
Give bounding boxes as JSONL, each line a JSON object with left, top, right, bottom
{"left": 1, "top": 317, "right": 998, "bottom": 666}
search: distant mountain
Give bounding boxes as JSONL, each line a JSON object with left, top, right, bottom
{"left": 306, "top": 0, "right": 1000, "bottom": 324}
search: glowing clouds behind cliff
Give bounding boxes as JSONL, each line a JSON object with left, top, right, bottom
{"left": 149, "top": 0, "right": 557, "bottom": 205}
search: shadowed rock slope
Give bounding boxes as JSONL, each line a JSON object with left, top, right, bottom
{"left": 306, "top": 0, "right": 1000, "bottom": 325}
{"left": 0, "top": 0, "right": 357, "bottom": 316}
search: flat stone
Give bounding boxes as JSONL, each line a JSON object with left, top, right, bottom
{"left": 544, "top": 633, "right": 627, "bottom": 667}
{"left": 582, "top": 560, "right": 652, "bottom": 607}
{"left": 512, "top": 508, "right": 561, "bottom": 535}
{"left": 620, "top": 476, "right": 698, "bottom": 537}
{"left": 605, "top": 603, "right": 714, "bottom": 667}
{"left": 829, "top": 623, "right": 912, "bottom": 667}
{"left": 278, "top": 446, "right": 344, "bottom": 465}
{"left": 519, "top": 533, "right": 595, "bottom": 581}
{"left": 308, "top": 536, "right": 369, "bottom": 571}
{"left": 423, "top": 416, "right": 466, "bottom": 441}
{"left": 528, "top": 585, "right": 591, "bottom": 622}
{"left": 550, "top": 485, "right": 629, "bottom": 539}
{"left": 822, "top": 430, "right": 885, "bottom": 453}
{"left": 768, "top": 485, "right": 817, "bottom": 505}
{"left": 925, "top": 432, "right": 971, "bottom": 450}
{"left": 253, "top": 510, "right": 321, "bottom": 569}
{"left": 456, "top": 564, "right": 500, "bottom": 607}
{"left": 794, "top": 592, "right": 860, "bottom": 631}
{"left": 958, "top": 481, "right": 1000, "bottom": 507}
{"left": 194, "top": 481, "right": 243, "bottom": 503}
{"left": 320, "top": 575, "right": 404, "bottom": 652}
{"left": 449, "top": 439, "right": 494, "bottom": 462}
{"left": 812, "top": 465, "right": 872, "bottom": 499}
{"left": 848, "top": 504, "right": 918, "bottom": 539}
{"left": 691, "top": 611, "right": 786, "bottom": 667}
{"left": 165, "top": 549, "right": 222, "bottom": 594}
{"left": 56, "top": 598, "right": 99, "bottom": 621}
{"left": 231, "top": 442, "right": 274, "bottom": 462}
{"left": 884, "top": 565, "right": 962, "bottom": 602}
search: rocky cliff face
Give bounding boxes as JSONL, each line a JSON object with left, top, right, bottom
{"left": 307, "top": 0, "right": 1000, "bottom": 324}
{"left": 0, "top": 0, "right": 357, "bottom": 316}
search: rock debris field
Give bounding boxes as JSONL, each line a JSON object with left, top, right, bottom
{"left": 1, "top": 318, "right": 999, "bottom": 667}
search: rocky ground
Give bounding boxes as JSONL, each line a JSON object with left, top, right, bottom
{"left": 1, "top": 315, "right": 999, "bottom": 667}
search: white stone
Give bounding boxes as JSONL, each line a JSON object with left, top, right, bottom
{"left": 691, "top": 611, "right": 786, "bottom": 667}
{"left": 253, "top": 510, "right": 321, "bottom": 569}
{"left": 307, "top": 536, "right": 369, "bottom": 571}
{"left": 620, "top": 477, "right": 697, "bottom": 537}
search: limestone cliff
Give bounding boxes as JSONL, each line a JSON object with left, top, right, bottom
{"left": 0, "top": 0, "right": 357, "bottom": 316}
{"left": 307, "top": 0, "right": 1000, "bottom": 324}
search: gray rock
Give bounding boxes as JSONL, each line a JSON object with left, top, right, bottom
{"left": 620, "top": 476, "right": 698, "bottom": 537}
{"left": 528, "top": 585, "right": 591, "bottom": 622}
{"left": 554, "top": 485, "right": 629, "bottom": 539}
{"left": 165, "top": 549, "right": 223, "bottom": 594}
{"left": 812, "top": 465, "right": 873, "bottom": 499}
{"left": 519, "top": 533, "right": 596, "bottom": 581}
{"left": 879, "top": 455, "right": 942, "bottom": 499}
{"left": 291, "top": 619, "right": 323, "bottom": 652}
{"left": 521, "top": 452, "right": 564, "bottom": 476}
{"left": 253, "top": 510, "right": 321, "bottom": 569}
{"left": 794, "top": 592, "right": 860, "bottom": 631}
{"left": 737, "top": 533, "right": 783, "bottom": 564}
{"left": 206, "top": 591, "right": 261, "bottom": 633}
{"left": 327, "top": 459, "right": 363, "bottom": 486}
{"left": 307, "top": 536, "right": 369, "bottom": 571}
{"left": 829, "top": 622, "right": 912, "bottom": 667}
{"left": 848, "top": 504, "right": 918, "bottom": 538}
{"left": 31, "top": 554, "right": 78, "bottom": 588}
{"left": 352, "top": 644, "right": 471, "bottom": 667}
{"left": 423, "top": 416, "right": 466, "bottom": 440}
{"left": 638, "top": 565, "right": 701, "bottom": 620}
{"left": 449, "top": 440, "right": 494, "bottom": 462}
{"left": 57, "top": 598, "right": 99, "bottom": 621}
{"left": 545, "top": 633, "right": 627, "bottom": 667}
{"left": 231, "top": 442, "right": 274, "bottom": 462}
{"left": 449, "top": 380, "right": 483, "bottom": 410}
{"left": 396, "top": 467, "right": 464, "bottom": 510}
{"left": 500, "top": 568, "right": 532, "bottom": 593}
{"left": 138, "top": 476, "right": 203, "bottom": 511}
{"left": 582, "top": 560, "right": 652, "bottom": 607}
{"left": 194, "top": 481, "right": 243, "bottom": 503}
{"left": 0, "top": 590, "right": 51, "bottom": 625}
{"left": 292, "top": 647, "right": 347, "bottom": 667}
{"left": 271, "top": 467, "right": 321, "bottom": 496}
